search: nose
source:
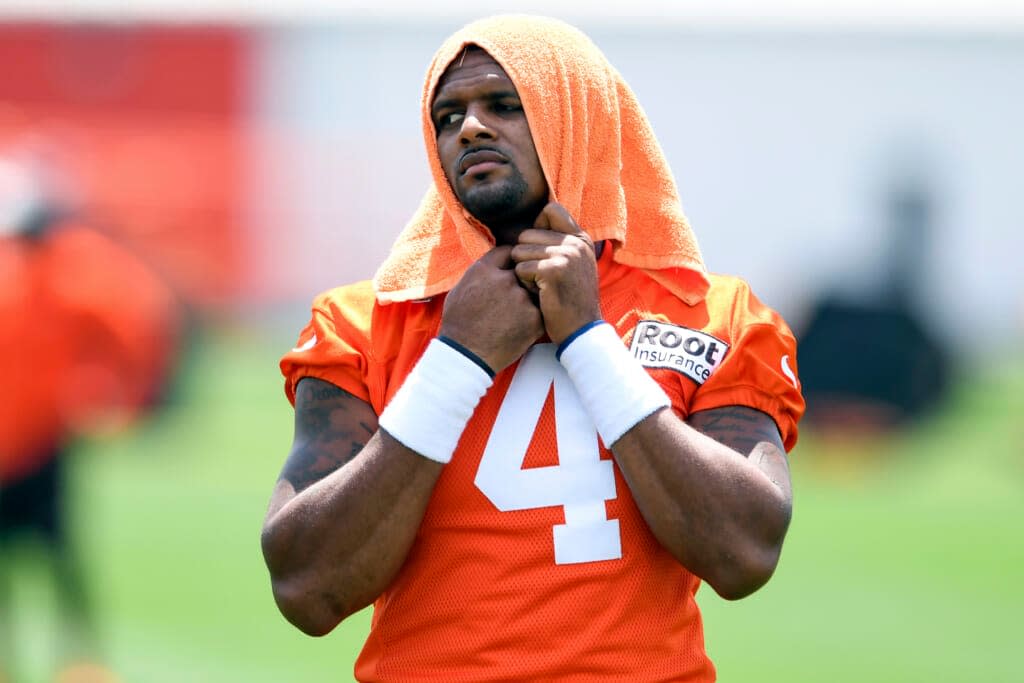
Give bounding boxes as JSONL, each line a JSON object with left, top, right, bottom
{"left": 458, "top": 105, "right": 494, "bottom": 144}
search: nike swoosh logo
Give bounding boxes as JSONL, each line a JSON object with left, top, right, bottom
{"left": 781, "top": 354, "right": 799, "bottom": 389}
{"left": 292, "top": 333, "right": 317, "bottom": 353}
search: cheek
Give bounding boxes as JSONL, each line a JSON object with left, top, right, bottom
{"left": 436, "top": 138, "right": 458, "bottom": 183}
{"left": 516, "top": 124, "right": 546, "bottom": 184}
{"left": 522, "top": 146, "right": 548, "bottom": 193}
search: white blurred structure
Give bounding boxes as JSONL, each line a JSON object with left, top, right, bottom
{"left": 2, "top": 3, "right": 1021, "bottom": 356}
{"left": 4, "top": 1, "right": 1024, "bottom": 30}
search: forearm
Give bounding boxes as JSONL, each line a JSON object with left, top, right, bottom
{"left": 611, "top": 408, "right": 792, "bottom": 599}
{"left": 263, "top": 334, "right": 500, "bottom": 635}
{"left": 261, "top": 430, "right": 442, "bottom": 634}
{"left": 555, "top": 321, "right": 792, "bottom": 598}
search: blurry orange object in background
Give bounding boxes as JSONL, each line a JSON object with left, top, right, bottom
{"left": 0, "top": 220, "right": 181, "bottom": 483}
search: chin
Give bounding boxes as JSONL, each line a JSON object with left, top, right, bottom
{"left": 461, "top": 189, "right": 523, "bottom": 223}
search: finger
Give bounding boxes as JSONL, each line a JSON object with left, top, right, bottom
{"left": 534, "top": 202, "right": 580, "bottom": 236}
{"left": 533, "top": 203, "right": 595, "bottom": 253}
{"left": 510, "top": 242, "right": 555, "bottom": 263}
{"left": 515, "top": 256, "right": 568, "bottom": 288}
{"left": 533, "top": 204, "right": 551, "bottom": 230}
{"left": 515, "top": 228, "right": 565, "bottom": 247}
{"left": 517, "top": 229, "right": 595, "bottom": 264}
{"left": 514, "top": 261, "right": 540, "bottom": 293}
{"left": 478, "top": 244, "right": 515, "bottom": 269}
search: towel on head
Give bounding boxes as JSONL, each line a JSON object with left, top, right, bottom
{"left": 373, "top": 14, "right": 709, "bottom": 305}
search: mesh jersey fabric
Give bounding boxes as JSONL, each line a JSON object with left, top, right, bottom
{"left": 280, "top": 248, "right": 805, "bottom": 681}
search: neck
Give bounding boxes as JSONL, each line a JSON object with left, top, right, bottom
{"left": 489, "top": 223, "right": 529, "bottom": 246}
{"left": 483, "top": 205, "right": 546, "bottom": 246}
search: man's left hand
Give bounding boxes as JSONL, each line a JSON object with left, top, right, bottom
{"left": 511, "top": 202, "right": 602, "bottom": 344}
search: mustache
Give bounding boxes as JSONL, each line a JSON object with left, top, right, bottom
{"left": 457, "top": 146, "right": 510, "bottom": 174}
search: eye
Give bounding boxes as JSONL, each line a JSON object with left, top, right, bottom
{"left": 494, "top": 101, "right": 522, "bottom": 114}
{"left": 437, "top": 112, "right": 465, "bottom": 128}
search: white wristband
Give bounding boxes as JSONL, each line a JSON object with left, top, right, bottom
{"left": 558, "top": 322, "right": 671, "bottom": 447}
{"left": 379, "top": 338, "right": 493, "bottom": 464}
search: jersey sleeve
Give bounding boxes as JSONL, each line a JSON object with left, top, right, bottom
{"left": 689, "top": 289, "right": 805, "bottom": 452}
{"left": 279, "top": 285, "right": 376, "bottom": 408}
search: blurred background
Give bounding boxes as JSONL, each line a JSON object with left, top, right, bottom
{"left": 0, "top": 1, "right": 1021, "bottom": 681}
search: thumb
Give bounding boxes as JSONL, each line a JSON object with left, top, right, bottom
{"left": 534, "top": 202, "right": 595, "bottom": 253}
{"left": 479, "top": 244, "right": 515, "bottom": 269}
{"left": 533, "top": 204, "right": 552, "bottom": 230}
{"left": 534, "top": 202, "right": 582, "bottom": 237}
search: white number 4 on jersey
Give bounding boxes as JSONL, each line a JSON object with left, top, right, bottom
{"left": 474, "top": 344, "right": 622, "bottom": 565}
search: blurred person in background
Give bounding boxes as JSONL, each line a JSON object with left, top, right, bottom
{"left": 797, "top": 180, "right": 950, "bottom": 436}
{"left": 262, "top": 15, "right": 804, "bottom": 681}
{"left": 0, "top": 154, "right": 181, "bottom": 683}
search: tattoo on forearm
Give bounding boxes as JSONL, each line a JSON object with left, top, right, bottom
{"left": 280, "top": 379, "right": 377, "bottom": 493}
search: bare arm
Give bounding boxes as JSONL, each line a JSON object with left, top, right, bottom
{"left": 261, "top": 378, "right": 443, "bottom": 636}
{"left": 262, "top": 246, "right": 542, "bottom": 637}
{"left": 513, "top": 202, "right": 793, "bottom": 599}
{"left": 610, "top": 405, "right": 792, "bottom": 600}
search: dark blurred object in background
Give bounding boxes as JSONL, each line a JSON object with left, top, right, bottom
{"left": 797, "top": 182, "right": 950, "bottom": 433}
{"left": 0, "top": 153, "right": 182, "bottom": 683}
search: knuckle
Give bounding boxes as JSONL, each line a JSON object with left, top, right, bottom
{"left": 570, "top": 235, "right": 591, "bottom": 252}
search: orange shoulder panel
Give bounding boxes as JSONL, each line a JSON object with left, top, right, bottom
{"left": 689, "top": 274, "right": 805, "bottom": 451}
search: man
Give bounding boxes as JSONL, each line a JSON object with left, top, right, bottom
{"left": 0, "top": 155, "right": 180, "bottom": 683}
{"left": 262, "top": 15, "right": 804, "bottom": 681}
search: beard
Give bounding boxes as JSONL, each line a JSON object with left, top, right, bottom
{"left": 459, "top": 167, "right": 532, "bottom": 225}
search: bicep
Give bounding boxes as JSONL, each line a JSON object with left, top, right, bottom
{"left": 687, "top": 405, "right": 791, "bottom": 496}
{"left": 268, "top": 377, "right": 378, "bottom": 516}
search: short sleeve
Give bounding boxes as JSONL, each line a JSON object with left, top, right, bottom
{"left": 279, "top": 286, "right": 376, "bottom": 407}
{"left": 689, "top": 297, "right": 805, "bottom": 452}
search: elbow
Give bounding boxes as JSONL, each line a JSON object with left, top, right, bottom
{"left": 707, "top": 542, "right": 783, "bottom": 601}
{"left": 269, "top": 574, "right": 347, "bottom": 637}
{"left": 261, "top": 526, "right": 348, "bottom": 637}
{"left": 707, "top": 503, "right": 791, "bottom": 601}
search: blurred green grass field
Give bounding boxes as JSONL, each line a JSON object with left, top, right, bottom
{"left": 5, "top": 326, "right": 1023, "bottom": 682}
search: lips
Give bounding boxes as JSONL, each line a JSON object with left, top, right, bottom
{"left": 458, "top": 148, "right": 508, "bottom": 176}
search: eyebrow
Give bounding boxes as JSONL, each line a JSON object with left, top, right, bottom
{"left": 431, "top": 90, "right": 521, "bottom": 117}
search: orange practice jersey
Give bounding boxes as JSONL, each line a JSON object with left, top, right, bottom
{"left": 281, "top": 250, "right": 805, "bottom": 681}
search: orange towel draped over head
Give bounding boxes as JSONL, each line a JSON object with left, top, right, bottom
{"left": 373, "top": 14, "right": 709, "bottom": 305}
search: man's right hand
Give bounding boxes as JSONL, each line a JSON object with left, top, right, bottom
{"left": 439, "top": 245, "right": 543, "bottom": 373}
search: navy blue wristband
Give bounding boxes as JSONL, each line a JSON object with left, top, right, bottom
{"left": 555, "top": 320, "right": 607, "bottom": 360}
{"left": 436, "top": 336, "right": 496, "bottom": 379}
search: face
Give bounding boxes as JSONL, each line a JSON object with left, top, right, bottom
{"left": 431, "top": 48, "right": 548, "bottom": 243}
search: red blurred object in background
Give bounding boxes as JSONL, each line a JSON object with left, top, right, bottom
{"left": 0, "top": 23, "right": 248, "bottom": 309}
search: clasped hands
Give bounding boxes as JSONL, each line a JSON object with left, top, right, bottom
{"left": 439, "top": 202, "right": 602, "bottom": 374}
